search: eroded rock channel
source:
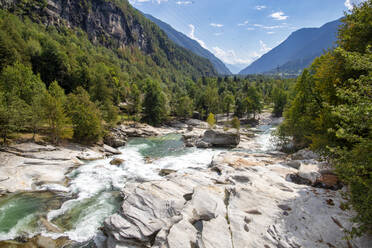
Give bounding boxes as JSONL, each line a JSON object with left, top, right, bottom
{"left": 0, "top": 114, "right": 371, "bottom": 247}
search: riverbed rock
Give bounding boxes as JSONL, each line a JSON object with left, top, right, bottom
{"left": 159, "top": 168, "right": 177, "bottom": 176}
{"left": 103, "top": 144, "right": 122, "bottom": 155}
{"left": 291, "top": 149, "right": 319, "bottom": 160}
{"left": 195, "top": 140, "right": 212, "bottom": 148}
{"left": 77, "top": 149, "right": 105, "bottom": 160}
{"left": 104, "top": 151, "right": 371, "bottom": 248}
{"left": 0, "top": 142, "right": 105, "bottom": 192}
{"left": 104, "top": 132, "right": 127, "bottom": 148}
{"left": 202, "top": 129, "right": 240, "bottom": 148}
{"left": 110, "top": 158, "right": 124, "bottom": 166}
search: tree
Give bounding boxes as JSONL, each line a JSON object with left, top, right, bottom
{"left": 143, "top": 79, "right": 169, "bottom": 126}
{"left": 28, "top": 92, "right": 46, "bottom": 141}
{"left": 67, "top": 87, "right": 103, "bottom": 143}
{"left": 206, "top": 113, "right": 216, "bottom": 129}
{"left": 43, "top": 81, "right": 73, "bottom": 144}
{"left": 222, "top": 91, "right": 234, "bottom": 118}
{"left": 0, "top": 91, "right": 28, "bottom": 143}
{"left": 231, "top": 116, "right": 240, "bottom": 131}
{"left": 175, "top": 95, "right": 193, "bottom": 119}
{"left": 246, "top": 86, "right": 262, "bottom": 119}
{"left": 129, "top": 83, "right": 142, "bottom": 119}
{"left": 272, "top": 87, "right": 287, "bottom": 117}
{"left": 0, "top": 63, "right": 45, "bottom": 105}
{"left": 338, "top": 0, "right": 372, "bottom": 53}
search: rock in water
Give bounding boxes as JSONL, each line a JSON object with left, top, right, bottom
{"left": 202, "top": 130, "right": 240, "bottom": 148}
{"left": 110, "top": 158, "right": 124, "bottom": 166}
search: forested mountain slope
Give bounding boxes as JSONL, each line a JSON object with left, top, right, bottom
{"left": 145, "top": 13, "right": 231, "bottom": 75}
{"left": 239, "top": 19, "right": 341, "bottom": 75}
{"left": 0, "top": 0, "right": 217, "bottom": 83}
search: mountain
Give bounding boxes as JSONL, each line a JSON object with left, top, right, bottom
{"left": 226, "top": 64, "right": 245, "bottom": 74}
{"left": 239, "top": 19, "right": 342, "bottom": 75}
{"left": 144, "top": 14, "right": 231, "bottom": 75}
{"left": 0, "top": 0, "right": 217, "bottom": 84}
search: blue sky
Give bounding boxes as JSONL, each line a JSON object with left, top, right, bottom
{"left": 129, "top": 0, "right": 364, "bottom": 71}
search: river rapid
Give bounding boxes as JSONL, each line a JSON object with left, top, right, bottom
{"left": 0, "top": 125, "right": 275, "bottom": 246}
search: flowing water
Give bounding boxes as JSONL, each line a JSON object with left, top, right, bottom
{"left": 0, "top": 133, "right": 226, "bottom": 244}
{"left": 0, "top": 124, "right": 276, "bottom": 245}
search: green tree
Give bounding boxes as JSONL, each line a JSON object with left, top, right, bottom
{"left": 175, "top": 95, "right": 193, "bottom": 119}
{"left": 67, "top": 87, "right": 103, "bottom": 143}
{"left": 222, "top": 91, "right": 234, "bottom": 118}
{"left": 129, "top": 83, "right": 142, "bottom": 119}
{"left": 0, "top": 91, "right": 28, "bottom": 143}
{"left": 272, "top": 87, "right": 288, "bottom": 117}
{"left": 0, "top": 63, "right": 45, "bottom": 105}
{"left": 43, "top": 81, "right": 73, "bottom": 144}
{"left": 143, "top": 79, "right": 169, "bottom": 126}
{"left": 28, "top": 92, "right": 46, "bottom": 141}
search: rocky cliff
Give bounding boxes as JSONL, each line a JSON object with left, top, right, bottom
{"left": 0, "top": 0, "right": 217, "bottom": 76}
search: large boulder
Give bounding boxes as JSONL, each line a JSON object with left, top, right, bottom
{"left": 202, "top": 129, "right": 240, "bottom": 148}
{"left": 104, "top": 128, "right": 127, "bottom": 148}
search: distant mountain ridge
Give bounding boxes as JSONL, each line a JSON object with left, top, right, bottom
{"left": 145, "top": 14, "right": 231, "bottom": 75}
{"left": 239, "top": 19, "right": 342, "bottom": 75}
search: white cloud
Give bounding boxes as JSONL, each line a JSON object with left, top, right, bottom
{"left": 246, "top": 27, "right": 255, "bottom": 31}
{"left": 176, "top": 1, "right": 192, "bottom": 5}
{"left": 212, "top": 47, "right": 254, "bottom": 65}
{"left": 270, "top": 11, "right": 288, "bottom": 21}
{"left": 345, "top": 0, "right": 366, "bottom": 10}
{"left": 188, "top": 24, "right": 207, "bottom": 49}
{"left": 255, "top": 5, "right": 267, "bottom": 10}
{"left": 214, "top": 32, "right": 223, "bottom": 36}
{"left": 238, "top": 20, "right": 249, "bottom": 26}
{"left": 267, "top": 32, "right": 275, "bottom": 35}
{"left": 210, "top": 23, "right": 224, "bottom": 28}
{"left": 260, "top": 40, "right": 271, "bottom": 53}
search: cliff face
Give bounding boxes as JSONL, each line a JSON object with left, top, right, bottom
{"left": 1, "top": 0, "right": 150, "bottom": 51}
{"left": 0, "top": 0, "right": 217, "bottom": 76}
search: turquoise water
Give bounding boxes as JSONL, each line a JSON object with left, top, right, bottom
{"left": 0, "top": 133, "right": 221, "bottom": 243}
{"left": 0, "top": 192, "right": 66, "bottom": 239}
{"left": 127, "top": 133, "right": 189, "bottom": 158}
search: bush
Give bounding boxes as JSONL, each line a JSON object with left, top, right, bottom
{"left": 231, "top": 116, "right": 240, "bottom": 130}
{"left": 206, "top": 113, "right": 216, "bottom": 129}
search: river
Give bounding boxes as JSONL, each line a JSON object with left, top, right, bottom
{"left": 0, "top": 124, "right": 275, "bottom": 246}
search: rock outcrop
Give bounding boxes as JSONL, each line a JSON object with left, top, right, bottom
{"left": 183, "top": 129, "right": 240, "bottom": 148}
{"left": 202, "top": 129, "right": 240, "bottom": 148}
{"left": 0, "top": 142, "right": 106, "bottom": 192}
{"left": 104, "top": 151, "right": 370, "bottom": 248}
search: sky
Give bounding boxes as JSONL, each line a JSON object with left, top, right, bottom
{"left": 129, "top": 0, "right": 365, "bottom": 72}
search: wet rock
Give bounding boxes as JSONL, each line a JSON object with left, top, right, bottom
{"left": 159, "top": 168, "right": 177, "bottom": 176}
{"left": 110, "top": 158, "right": 124, "bottom": 166}
{"left": 77, "top": 149, "right": 104, "bottom": 161}
{"left": 103, "top": 130, "right": 127, "bottom": 148}
{"left": 202, "top": 129, "right": 240, "bottom": 148}
{"left": 291, "top": 149, "right": 319, "bottom": 160}
{"left": 168, "top": 120, "right": 188, "bottom": 129}
{"left": 285, "top": 160, "right": 301, "bottom": 169}
{"left": 277, "top": 204, "right": 292, "bottom": 211}
{"left": 195, "top": 140, "right": 212, "bottom": 148}
{"left": 103, "top": 144, "right": 122, "bottom": 155}
{"left": 286, "top": 173, "right": 312, "bottom": 186}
